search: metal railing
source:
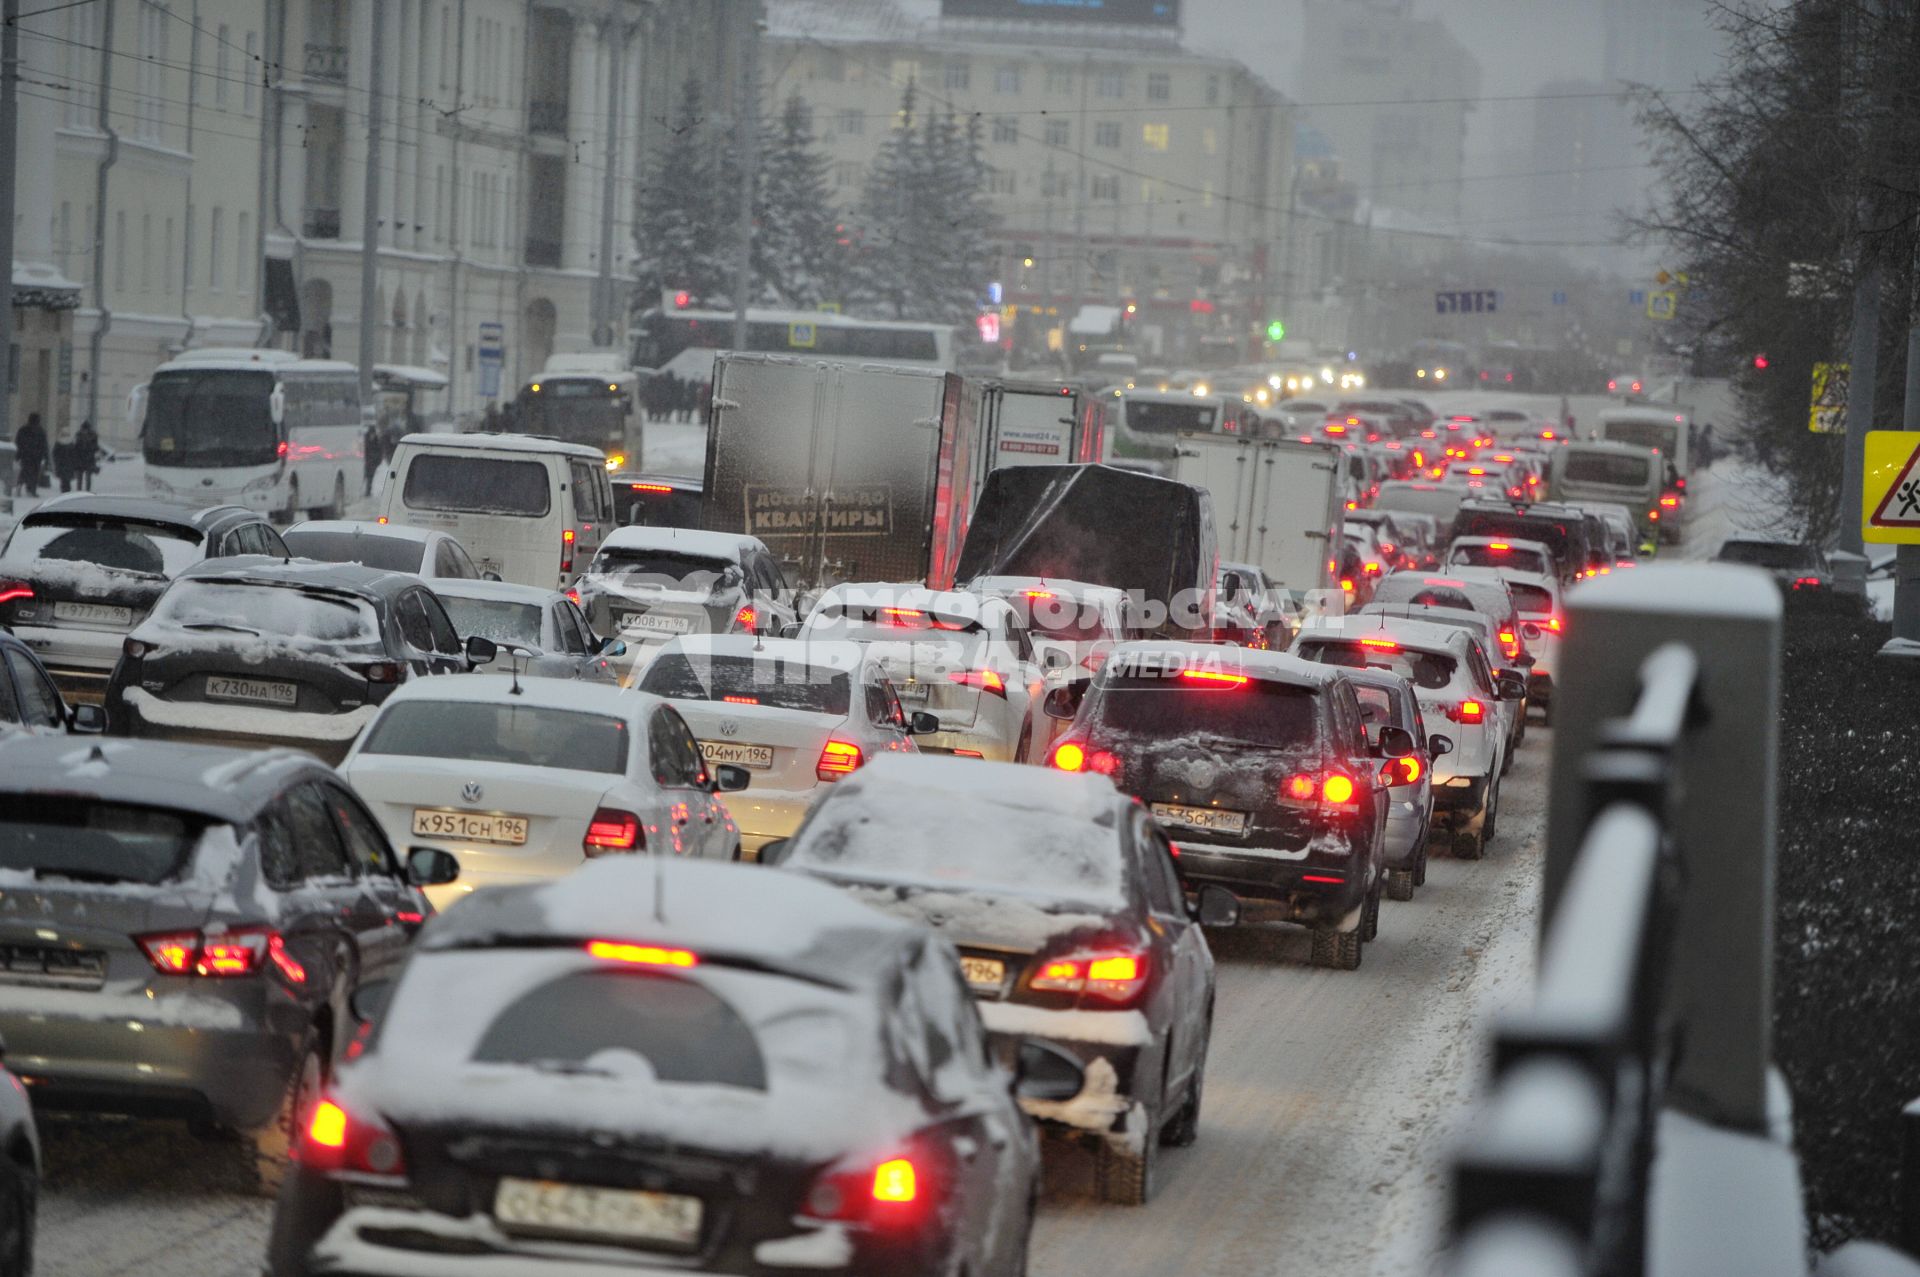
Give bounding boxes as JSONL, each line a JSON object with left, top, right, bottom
{"left": 1445, "top": 563, "right": 1804, "bottom": 1277}
{"left": 303, "top": 42, "right": 348, "bottom": 82}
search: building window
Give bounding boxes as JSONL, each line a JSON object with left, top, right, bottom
{"left": 215, "top": 25, "right": 230, "bottom": 106}
{"left": 1095, "top": 121, "right": 1121, "bottom": 148}
{"left": 1044, "top": 119, "right": 1069, "bottom": 147}
{"left": 992, "top": 116, "right": 1018, "bottom": 145}
{"left": 1046, "top": 66, "right": 1072, "bottom": 94}
{"left": 245, "top": 32, "right": 257, "bottom": 110}
{"left": 1096, "top": 69, "right": 1124, "bottom": 99}
{"left": 209, "top": 207, "right": 224, "bottom": 289}
{"left": 1142, "top": 123, "right": 1169, "bottom": 151}
{"left": 1147, "top": 71, "right": 1169, "bottom": 101}
{"left": 1091, "top": 175, "right": 1119, "bottom": 200}
{"left": 1206, "top": 74, "right": 1219, "bottom": 105}
{"left": 944, "top": 61, "right": 970, "bottom": 91}
{"left": 55, "top": 202, "right": 70, "bottom": 274}
{"left": 995, "top": 64, "right": 1021, "bottom": 94}
{"left": 837, "top": 108, "right": 864, "bottom": 136}
{"left": 987, "top": 170, "right": 1016, "bottom": 195}
{"left": 1040, "top": 170, "right": 1067, "bottom": 198}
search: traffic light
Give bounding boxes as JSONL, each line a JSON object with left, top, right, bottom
{"left": 1266, "top": 319, "right": 1286, "bottom": 342}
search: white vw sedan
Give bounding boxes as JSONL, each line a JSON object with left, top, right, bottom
{"left": 339, "top": 675, "right": 749, "bottom": 909}
{"left": 632, "top": 634, "right": 935, "bottom": 860}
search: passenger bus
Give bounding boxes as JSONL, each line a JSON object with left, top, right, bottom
{"left": 512, "top": 352, "right": 644, "bottom": 467}
{"left": 1104, "top": 389, "right": 1253, "bottom": 473}
{"left": 631, "top": 305, "right": 959, "bottom": 385}
{"left": 1409, "top": 339, "right": 1474, "bottom": 386}
{"left": 134, "top": 349, "right": 363, "bottom": 521}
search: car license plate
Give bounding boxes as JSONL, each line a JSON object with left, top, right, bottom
{"left": 494, "top": 1177, "right": 702, "bottom": 1247}
{"left": 897, "top": 682, "right": 931, "bottom": 703}
{"left": 619, "top": 610, "right": 694, "bottom": 635}
{"left": 698, "top": 741, "right": 774, "bottom": 769}
{"left": 1152, "top": 803, "right": 1249, "bottom": 835}
{"left": 960, "top": 956, "right": 1005, "bottom": 989}
{"left": 204, "top": 675, "right": 299, "bottom": 707}
{"left": 52, "top": 601, "right": 132, "bottom": 626}
{"left": 411, "top": 808, "right": 530, "bottom": 845}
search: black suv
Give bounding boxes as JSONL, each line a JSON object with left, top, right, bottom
{"left": 0, "top": 496, "right": 288, "bottom": 702}
{"left": 106, "top": 557, "right": 493, "bottom": 763}
{"left": 1452, "top": 498, "right": 1595, "bottom": 584}
{"left": 1045, "top": 641, "right": 1408, "bottom": 971}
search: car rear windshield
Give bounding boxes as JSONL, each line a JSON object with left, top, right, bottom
{"left": 640, "top": 653, "right": 852, "bottom": 716}
{"left": 359, "top": 701, "right": 630, "bottom": 773}
{"left": 281, "top": 530, "right": 426, "bottom": 574}
{"left": 5, "top": 517, "right": 203, "bottom": 577}
{"left": 403, "top": 454, "right": 551, "bottom": 517}
{"left": 1602, "top": 421, "right": 1676, "bottom": 453}
{"left": 152, "top": 580, "right": 379, "bottom": 642}
{"left": 1717, "top": 541, "right": 1819, "bottom": 570}
{"left": 473, "top": 969, "right": 768, "bottom": 1089}
{"left": 1091, "top": 674, "right": 1321, "bottom": 751}
{"left": 1564, "top": 452, "right": 1653, "bottom": 487}
{"left": 592, "top": 548, "right": 734, "bottom": 584}
{"left": 1375, "top": 485, "right": 1465, "bottom": 520}
{"left": 0, "top": 797, "right": 207, "bottom": 884}
{"left": 1451, "top": 545, "right": 1549, "bottom": 574}
{"left": 436, "top": 597, "right": 544, "bottom": 646}
{"left": 1297, "top": 641, "right": 1458, "bottom": 691}
{"left": 813, "top": 605, "right": 987, "bottom": 637}
{"left": 1508, "top": 583, "right": 1555, "bottom": 614}
{"left": 1371, "top": 577, "right": 1504, "bottom": 617}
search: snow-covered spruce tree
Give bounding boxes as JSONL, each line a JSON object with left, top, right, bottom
{"left": 753, "top": 93, "right": 850, "bottom": 309}
{"left": 632, "top": 80, "right": 733, "bottom": 307}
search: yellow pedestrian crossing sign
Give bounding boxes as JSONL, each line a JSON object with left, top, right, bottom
{"left": 1647, "top": 290, "right": 1677, "bottom": 321}
{"left": 1863, "top": 431, "right": 1920, "bottom": 543}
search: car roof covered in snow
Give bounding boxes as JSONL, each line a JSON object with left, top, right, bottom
{"left": 598, "top": 526, "right": 765, "bottom": 559}
{"left": 173, "top": 554, "right": 420, "bottom": 600}
{"left": 423, "top": 578, "right": 569, "bottom": 607}
{"left": 284, "top": 519, "right": 442, "bottom": 545}
{"left": 418, "top": 855, "right": 921, "bottom": 990}
{"left": 395, "top": 431, "right": 605, "bottom": 460}
{"left": 1296, "top": 614, "right": 1479, "bottom": 657}
{"left": 20, "top": 494, "right": 253, "bottom": 534}
{"left": 1098, "top": 639, "right": 1345, "bottom": 689}
{"left": 966, "top": 575, "right": 1130, "bottom": 606}
{"left": 652, "top": 634, "right": 874, "bottom": 672}
{"left": 1358, "top": 602, "right": 1495, "bottom": 638}
{"left": 373, "top": 673, "right": 665, "bottom": 718}
{"left": 0, "top": 735, "right": 323, "bottom": 823}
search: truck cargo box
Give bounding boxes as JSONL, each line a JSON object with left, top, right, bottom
{"left": 1171, "top": 432, "right": 1340, "bottom": 592}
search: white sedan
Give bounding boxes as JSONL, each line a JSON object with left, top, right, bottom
{"left": 632, "top": 635, "right": 934, "bottom": 859}
{"left": 338, "top": 674, "right": 749, "bottom": 909}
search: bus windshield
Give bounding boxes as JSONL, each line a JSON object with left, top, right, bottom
{"left": 517, "top": 381, "right": 627, "bottom": 450}
{"left": 143, "top": 370, "right": 278, "bottom": 467}
{"left": 1601, "top": 420, "right": 1676, "bottom": 454}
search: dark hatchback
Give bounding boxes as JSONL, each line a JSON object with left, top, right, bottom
{"left": 1044, "top": 643, "right": 1405, "bottom": 971}
{"left": 266, "top": 857, "right": 1074, "bottom": 1277}
{"left": 611, "top": 471, "right": 704, "bottom": 528}
{"left": 772, "top": 755, "right": 1233, "bottom": 1206}
{"left": 105, "top": 557, "right": 492, "bottom": 764}
{"left": 0, "top": 735, "right": 457, "bottom": 1192}
{"left": 0, "top": 496, "right": 288, "bottom": 703}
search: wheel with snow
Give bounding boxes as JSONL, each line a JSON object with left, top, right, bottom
{"left": 249, "top": 1035, "right": 325, "bottom": 1198}
{"left": 1386, "top": 867, "right": 1415, "bottom": 901}
{"left": 1361, "top": 880, "right": 1382, "bottom": 941}
{"left": 1096, "top": 1122, "right": 1159, "bottom": 1206}
{"left": 1414, "top": 841, "right": 1429, "bottom": 887}
{"left": 0, "top": 1156, "right": 36, "bottom": 1277}
{"left": 1452, "top": 825, "right": 1485, "bottom": 861}
{"left": 1309, "top": 924, "right": 1362, "bottom": 971}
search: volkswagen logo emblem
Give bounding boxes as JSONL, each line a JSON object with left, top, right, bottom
{"left": 718, "top": 720, "right": 740, "bottom": 738}
{"left": 461, "top": 781, "right": 483, "bottom": 803}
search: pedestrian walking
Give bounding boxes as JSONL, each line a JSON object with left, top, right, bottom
{"left": 14, "top": 413, "right": 47, "bottom": 497}
{"left": 362, "top": 422, "right": 384, "bottom": 496}
{"left": 75, "top": 419, "right": 100, "bottom": 491}
{"left": 52, "top": 435, "right": 75, "bottom": 493}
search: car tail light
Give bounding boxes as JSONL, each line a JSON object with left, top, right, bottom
{"left": 947, "top": 669, "right": 1006, "bottom": 697}
{"left": 561, "top": 528, "right": 576, "bottom": 574}
{"left": 1660, "top": 495, "right": 1679, "bottom": 508}
{"left": 1648, "top": 510, "right": 1660, "bottom": 521}
{"left": 583, "top": 808, "right": 642, "bottom": 855}
{"left": 722, "top": 694, "right": 759, "bottom": 705}
{"left": 297, "top": 1096, "right": 408, "bottom": 1178}
{"left": 1792, "top": 576, "right": 1823, "bottom": 590}
{"left": 355, "top": 661, "right": 403, "bottom": 683}
{"left": 123, "top": 637, "right": 151, "bottom": 659}
{"left": 1280, "top": 769, "right": 1360, "bottom": 812}
{"left": 1448, "top": 700, "right": 1487, "bottom": 725}
{"left": 733, "top": 605, "right": 757, "bottom": 631}
{"left": 0, "top": 581, "right": 31, "bottom": 605}
{"left": 1047, "top": 738, "right": 1117, "bottom": 775}
{"left": 1340, "top": 578, "right": 1356, "bottom": 593}
{"left": 803, "top": 1149, "right": 934, "bottom": 1228}
{"left": 817, "top": 739, "right": 864, "bottom": 781}
{"left": 1498, "top": 630, "right": 1518, "bottom": 656}
{"left": 630, "top": 482, "right": 674, "bottom": 493}
{"left": 565, "top": 588, "right": 581, "bottom": 605}
{"left": 1379, "top": 755, "right": 1423, "bottom": 786}
{"left": 1358, "top": 637, "right": 1399, "bottom": 651}
{"left": 1031, "top": 948, "right": 1150, "bottom": 1004}
{"left": 1178, "top": 669, "right": 1248, "bottom": 687}
{"left": 586, "top": 940, "right": 697, "bottom": 967}
{"left": 1363, "top": 561, "right": 1381, "bottom": 575}
{"left": 136, "top": 928, "right": 304, "bottom": 981}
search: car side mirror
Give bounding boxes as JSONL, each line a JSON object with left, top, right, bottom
{"left": 349, "top": 980, "right": 393, "bottom": 1024}
{"left": 464, "top": 634, "right": 497, "bottom": 665}
{"left": 599, "top": 638, "right": 628, "bottom": 658}
{"left": 1429, "top": 733, "right": 1453, "bottom": 758}
{"left": 68, "top": 703, "right": 107, "bottom": 734}
{"left": 1191, "top": 883, "right": 1240, "bottom": 927}
{"left": 406, "top": 845, "right": 461, "bottom": 887}
{"left": 756, "top": 838, "right": 792, "bottom": 867}
{"left": 712, "top": 763, "right": 751, "bottom": 793}
{"left": 909, "top": 711, "right": 941, "bottom": 735}
{"left": 780, "top": 622, "right": 803, "bottom": 639}
{"left": 1376, "top": 725, "right": 1416, "bottom": 758}
{"left": 1042, "top": 683, "right": 1083, "bottom": 721}
{"left": 1013, "top": 1038, "right": 1086, "bottom": 1103}
{"left": 481, "top": 571, "right": 503, "bottom": 583}
{"left": 1495, "top": 672, "right": 1527, "bottom": 701}
{"left": 1041, "top": 645, "right": 1074, "bottom": 672}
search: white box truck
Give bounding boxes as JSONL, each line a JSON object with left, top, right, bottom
{"left": 1172, "top": 432, "right": 1343, "bottom": 593}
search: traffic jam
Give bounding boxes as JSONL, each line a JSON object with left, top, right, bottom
{"left": 0, "top": 352, "right": 1698, "bottom": 1275}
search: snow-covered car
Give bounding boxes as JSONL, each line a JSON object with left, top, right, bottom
{"left": 0, "top": 1049, "right": 36, "bottom": 1273}
{"left": 280, "top": 519, "right": 489, "bottom": 581}
{"left": 573, "top": 526, "right": 796, "bottom": 652}
{"left": 1042, "top": 642, "right": 1404, "bottom": 971}
{"left": 799, "top": 584, "right": 1047, "bottom": 763}
{"left": 1445, "top": 535, "right": 1555, "bottom": 579}
{"left": 1365, "top": 568, "right": 1531, "bottom": 751}
{"left": 0, "top": 734, "right": 455, "bottom": 1194}
{"left": 633, "top": 635, "right": 934, "bottom": 860}
{"left": 427, "top": 577, "right": 623, "bottom": 682}
{"left": 964, "top": 575, "right": 1139, "bottom": 675}
{"left": 771, "top": 755, "right": 1235, "bottom": 1204}
{"left": 265, "top": 857, "right": 1075, "bottom": 1276}
{"left": 1293, "top": 617, "right": 1518, "bottom": 861}
{"left": 104, "top": 557, "right": 492, "bottom": 765}
{"left": 340, "top": 675, "right": 749, "bottom": 909}
{"left": 1481, "top": 567, "right": 1563, "bottom": 722}
{"left": 0, "top": 496, "right": 289, "bottom": 703}
{"left": 0, "top": 627, "right": 108, "bottom": 735}
{"left": 1344, "top": 665, "right": 1442, "bottom": 900}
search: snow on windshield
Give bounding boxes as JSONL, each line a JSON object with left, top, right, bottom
{"left": 4, "top": 519, "right": 202, "bottom": 577}
{"left": 151, "top": 580, "right": 378, "bottom": 642}
{"left": 281, "top": 530, "right": 427, "bottom": 573}
{"left": 640, "top": 651, "right": 852, "bottom": 716}
{"left": 437, "top": 597, "right": 544, "bottom": 647}
{"left": 0, "top": 796, "right": 209, "bottom": 884}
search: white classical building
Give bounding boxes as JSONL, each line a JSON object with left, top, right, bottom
{"left": 19, "top": 0, "right": 749, "bottom": 448}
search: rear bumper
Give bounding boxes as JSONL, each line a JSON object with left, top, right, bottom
{"left": 1174, "top": 841, "right": 1368, "bottom": 925}
{"left": 1431, "top": 775, "right": 1489, "bottom": 829}
{"left": 9, "top": 624, "right": 124, "bottom": 701}
{"left": 977, "top": 1002, "right": 1151, "bottom": 1135}
{"left": 114, "top": 688, "right": 376, "bottom": 764}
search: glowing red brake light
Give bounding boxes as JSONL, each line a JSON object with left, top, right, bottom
{"left": 1031, "top": 949, "right": 1149, "bottom": 1003}
{"left": 308, "top": 1100, "right": 348, "bottom": 1150}
{"left": 0, "top": 582, "right": 31, "bottom": 605}
{"left": 1022, "top": 589, "right": 1055, "bottom": 599}
{"left": 583, "top": 808, "right": 642, "bottom": 854}
{"left": 733, "top": 605, "right": 757, "bottom": 630}
{"left": 817, "top": 739, "right": 864, "bottom": 780}
{"left": 1379, "top": 755, "right": 1423, "bottom": 786}
{"left": 873, "top": 1158, "right": 918, "bottom": 1204}
{"left": 298, "top": 1095, "right": 407, "bottom": 1177}
{"left": 1358, "top": 637, "right": 1399, "bottom": 650}
{"left": 1489, "top": 542, "right": 1511, "bottom": 551}
{"left": 1051, "top": 741, "right": 1086, "bottom": 772}
{"left": 137, "top": 932, "right": 197, "bottom": 975}
{"left": 1660, "top": 496, "right": 1679, "bottom": 508}
{"left": 1340, "top": 578, "right": 1356, "bottom": 592}
{"left": 1451, "top": 700, "right": 1487, "bottom": 724}
{"left": 137, "top": 929, "right": 292, "bottom": 979}
{"left": 560, "top": 527, "right": 576, "bottom": 574}
{"left": 1322, "top": 774, "right": 1356, "bottom": 804}
{"left": 948, "top": 669, "right": 1007, "bottom": 697}
{"left": 630, "top": 482, "right": 674, "bottom": 493}
{"left": 586, "top": 940, "right": 698, "bottom": 967}
{"left": 1178, "top": 669, "right": 1248, "bottom": 687}
{"left": 722, "top": 694, "right": 759, "bottom": 705}
{"left": 1363, "top": 561, "right": 1381, "bottom": 575}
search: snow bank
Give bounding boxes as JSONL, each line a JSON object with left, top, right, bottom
{"left": 1015, "top": 1055, "right": 1130, "bottom": 1132}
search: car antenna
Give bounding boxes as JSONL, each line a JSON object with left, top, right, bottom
{"left": 506, "top": 646, "right": 528, "bottom": 696}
